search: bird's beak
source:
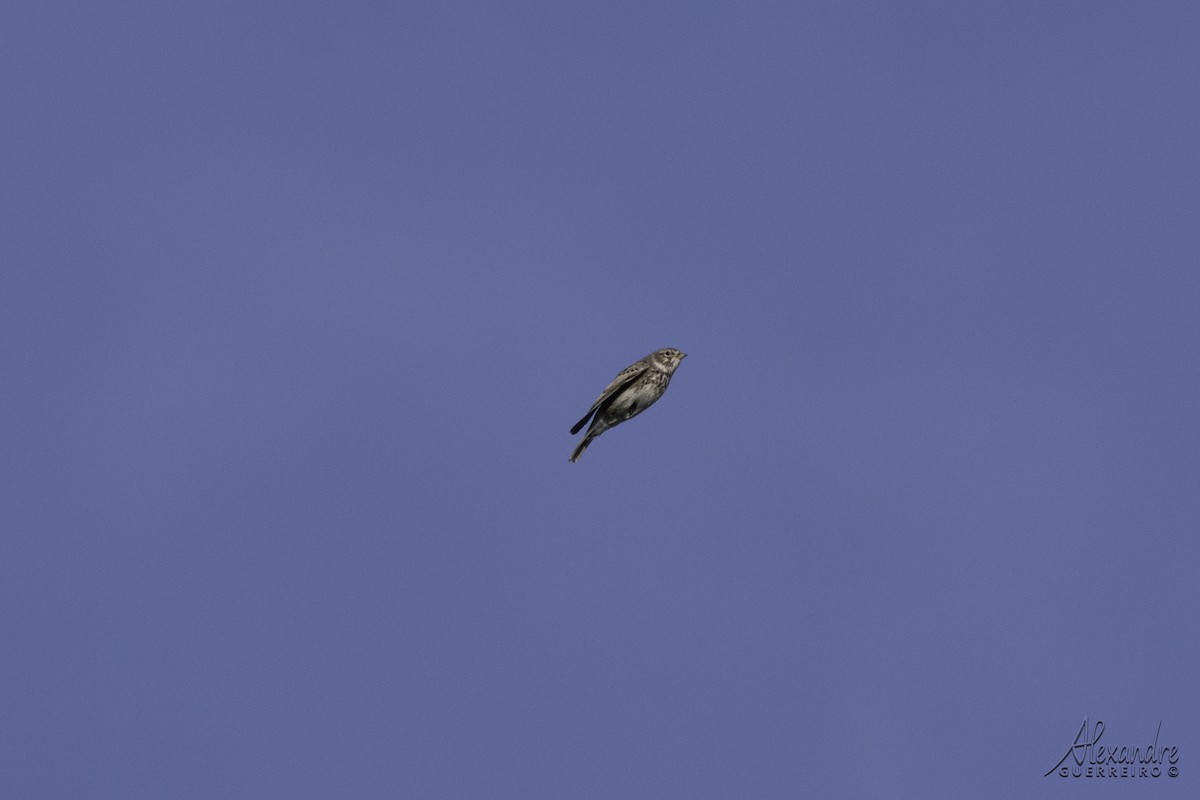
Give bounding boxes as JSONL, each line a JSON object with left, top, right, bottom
{"left": 680, "top": 352, "right": 687, "bottom": 359}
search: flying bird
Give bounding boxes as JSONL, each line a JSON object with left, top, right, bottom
{"left": 569, "top": 348, "right": 687, "bottom": 462}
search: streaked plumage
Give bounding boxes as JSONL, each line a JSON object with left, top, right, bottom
{"left": 569, "top": 348, "right": 687, "bottom": 462}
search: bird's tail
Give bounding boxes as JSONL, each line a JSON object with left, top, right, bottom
{"left": 569, "top": 433, "right": 594, "bottom": 463}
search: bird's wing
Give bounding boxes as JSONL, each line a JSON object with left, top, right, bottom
{"left": 570, "top": 364, "right": 647, "bottom": 434}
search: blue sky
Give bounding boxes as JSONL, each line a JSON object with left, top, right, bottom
{"left": 3, "top": 2, "right": 1198, "bottom": 797}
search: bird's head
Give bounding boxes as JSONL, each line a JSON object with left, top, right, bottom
{"left": 654, "top": 348, "right": 687, "bottom": 372}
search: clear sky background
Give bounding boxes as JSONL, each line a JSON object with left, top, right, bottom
{"left": 3, "top": 2, "right": 1198, "bottom": 798}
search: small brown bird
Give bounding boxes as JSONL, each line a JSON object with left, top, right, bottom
{"left": 569, "top": 348, "right": 687, "bottom": 462}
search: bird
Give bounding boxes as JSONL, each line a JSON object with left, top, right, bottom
{"left": 569, "top": 348, "right": 687, "bottom": 462}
